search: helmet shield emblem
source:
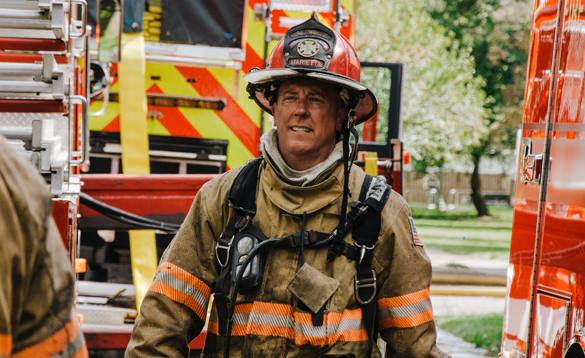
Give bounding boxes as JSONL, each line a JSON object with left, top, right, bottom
{"left": 283, "top": 14, "right": 335, "bottom": 71}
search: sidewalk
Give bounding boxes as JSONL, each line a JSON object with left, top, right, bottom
{"left": 437, "top": 328, "right": 491, "bottom": 358}
{"left": 427, "top": 248, "right": 508, "bottom": 357}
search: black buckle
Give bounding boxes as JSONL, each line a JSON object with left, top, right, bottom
{"left": 215, "top": 235, "right": 233, "bottom": 268}
{"left": 355, "top": 269, "right": 377, "bottom": 304}
{"left": 235, "top": 216, "right": 252, "bottom": 231}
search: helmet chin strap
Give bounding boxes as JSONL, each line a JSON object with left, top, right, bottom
{"left": 335, "top": 109, "right": 360, "bottom": 241}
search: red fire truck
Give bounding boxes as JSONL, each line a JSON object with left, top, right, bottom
{"left": 501, "top": 0, "right": 585, "bottom": 357}
{"left": 0, "top": 0, "right": 406, "bottom": 356}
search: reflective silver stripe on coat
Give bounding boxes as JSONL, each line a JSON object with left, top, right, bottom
{"left": 248, "top": 311, "right": 295, "bottom": 328}
{"left": 295, "top": 318, "right": 363, "bottom": 337}
{"left": 155, "top": 271, "right": 209, "bottom": 310}
{"left": 378, "top": 298, "right": 432, "bottom": 320}
{"left": 211, "top": 310, "right": 363, "bottom": 336}
{"left": 50, "top": 330, "right": 85, "bottom": 358}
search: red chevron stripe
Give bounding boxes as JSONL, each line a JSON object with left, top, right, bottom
{"left": 176, "top": 67, "right": 259, "bottom": 156}
{"left": 243, "top": 42, "right": 264, "bottom": 73}
{"left": 102, "top": 115, "right": 120, "bottom": 132}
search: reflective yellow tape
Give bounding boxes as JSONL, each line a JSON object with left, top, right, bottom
{"left": 118, "top": 32, "right": 158, "bottom": 312}
{"left": 119, "top": 33, "right": 150, "bottom": 175}
{"left": 128, "top": 230, "right": 158, "bottom": 313}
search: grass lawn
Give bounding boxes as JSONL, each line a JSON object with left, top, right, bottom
{"left": 435, "top": 313, "right": 504, "bottom": 357}
{"left": 410, "top": 203, "right": 513, "bottom": 259}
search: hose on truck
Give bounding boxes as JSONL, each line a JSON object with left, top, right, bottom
{"left": 79, "top": 192, "right": 181, "bottom": 233}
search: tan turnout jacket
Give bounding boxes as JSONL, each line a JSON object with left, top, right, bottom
{"left": 126, "top": 156, "right": 441, "bottom": 358}
{"left": 0, "top": 135, "right": 88, "bottom": 358}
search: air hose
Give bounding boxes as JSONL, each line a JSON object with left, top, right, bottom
{"left": 79, "top": 192, "right": 181, "bottom": 233}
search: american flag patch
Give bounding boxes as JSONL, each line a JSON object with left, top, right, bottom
{"left": 408, "top": 217, "right": 424, "bottom": 246}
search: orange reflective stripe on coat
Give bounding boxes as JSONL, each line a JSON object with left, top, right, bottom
{"left": 208, "top": 301, "right": 368, "bottom": 346}
{"left": 0, "top": 333, "right": 11, "bottom": 357}
{"left": 11, "top": 318, "right": 87, "bottom": 358}
{"left": 148, "top": 262, "right": 211, "bottom": 320}
{"left": 377, "top": 287, "right": 433, "bottom": 329}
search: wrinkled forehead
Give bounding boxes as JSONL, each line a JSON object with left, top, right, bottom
{"left": 278, "top": 78, "right": 339, "bottom": 100}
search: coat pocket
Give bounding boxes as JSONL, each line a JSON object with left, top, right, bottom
{"left": 287, "top": 263, "right": 339, "bottom": 314}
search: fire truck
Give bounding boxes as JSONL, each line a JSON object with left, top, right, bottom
{"left": 0, "top": 0, "right": 405, "bottom": 356}
{"left": 500, "top": 0, "right": 585, "bottom": 357}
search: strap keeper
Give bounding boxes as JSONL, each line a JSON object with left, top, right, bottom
{"left": 215, "top": 235, "right": 233, "bottom": 268}
{"left": 355, "top": 269, "right": 377, "bottom": 304}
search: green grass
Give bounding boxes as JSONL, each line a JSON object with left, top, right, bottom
{"left": 435, "top": 314, "right": 504, "bottom": 357}
{"left": 410, "top": 203, "right": 513, "bottom": 258}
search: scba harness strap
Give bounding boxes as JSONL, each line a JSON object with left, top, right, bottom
{"left": 213, "top": 157, "right": 392, "bottom": 349}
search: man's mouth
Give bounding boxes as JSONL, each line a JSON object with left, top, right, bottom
{"left": 291, "top": 127, "right": 312, "bottom": 133}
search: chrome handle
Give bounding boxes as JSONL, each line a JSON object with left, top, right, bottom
{"left": 69, "top": 95, "right": 88, "bottom": 166}
{"left": 520, "top": 139, "right": 547, "bottom": 185}
{"left": 70, "top": 0, "right": 87, "bottom": 38}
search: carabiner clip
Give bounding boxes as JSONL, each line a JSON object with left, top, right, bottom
{"left": 356, "top": 243, "right": 374, "bottom": 265}
{"left": 215, "top": 235, "right": 234, "bottom": 268}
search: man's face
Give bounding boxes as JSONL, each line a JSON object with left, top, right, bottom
{"left": 271, "top": 78, "right": 345, "bottom": 170}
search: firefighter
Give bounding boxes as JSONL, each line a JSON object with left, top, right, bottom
{"left": 126, "top": 14, "right": 446, "bottom": 358}
{"left": 0, "top": 134, "right": 89, "bottom": 358}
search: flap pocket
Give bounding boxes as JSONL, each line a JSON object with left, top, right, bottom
{"left": 287, "top": 263, "right": 339, "bottom": 314}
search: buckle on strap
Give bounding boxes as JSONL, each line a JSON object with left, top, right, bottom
{"left": 356, "top": 243, "right": 374, "bottom": 265}
{"left": 355, "top": 269, "right": 377, "bottom": 304}
{"left": 215, "top": 235, "right": 234, "bottom": 268}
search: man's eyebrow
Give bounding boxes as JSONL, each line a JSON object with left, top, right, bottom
{"left": 281, "top": 88, "right": 299, "bottom": 95}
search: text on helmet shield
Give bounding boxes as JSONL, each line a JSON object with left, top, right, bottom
{"left": 288, "top": 59, "right": 324, "bottom": 68}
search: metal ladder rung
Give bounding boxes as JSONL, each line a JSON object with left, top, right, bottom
{"left": 0, "top": 80, "right": 54, "bottom": 93}
{"left": 0, "top": 0, "right": 52, "bottom": 11}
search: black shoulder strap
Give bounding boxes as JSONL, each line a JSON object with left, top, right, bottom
{"left": 353, "top": 174, "right": 391, "bottom": 246}
{"left": 227, "top": 157, "right": 264, "bottom": 216}
{"left": 354, "top": 174, "right": 392, "bottom": 358}
{"left": 215, "top": 157, "right": 264, "bottom": 335}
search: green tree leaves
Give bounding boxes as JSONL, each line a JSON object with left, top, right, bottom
{"left": 356, "top": 0, "right": 487, "bottom": 172}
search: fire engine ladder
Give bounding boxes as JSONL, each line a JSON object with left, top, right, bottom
{"left": 0, "top": 0, "right": 88, "bottom": 196}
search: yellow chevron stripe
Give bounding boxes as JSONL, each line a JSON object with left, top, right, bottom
{"left": 206, "top": 68, "right": 236, "bottom": 98}
{"left": 89, "top": 101, "right": 120, "bottom": 131}
{"left": 207, "top": 68, "right": 261, "bottom": 126}
{"left": 147, "top": 118, "right": 170, "bottom": 135}
{"left": 179, "top": 107, "right": 253, "bottom": 169}
{"left": 341, "top": 0, "right": 354, "bottom": 13}
{"left": 145, "top": 63, "right": 197, "bottom": 97}
{"left": 143, "top": 63, "right": 253, "bottom": 168}
{"left": 247, "top": 6, "right": 266, "bottom": 59}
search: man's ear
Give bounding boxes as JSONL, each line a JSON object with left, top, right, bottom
{"left": 335, "top": 107, "right": 347, "bottom": 132}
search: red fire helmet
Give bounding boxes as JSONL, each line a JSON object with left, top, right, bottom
{"left": 243, "top": 13, "right": 377, "bottom": 126}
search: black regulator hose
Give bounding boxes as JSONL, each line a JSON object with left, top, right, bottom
{"left": 223, "top": 238, "right": 284, "bottom": 358}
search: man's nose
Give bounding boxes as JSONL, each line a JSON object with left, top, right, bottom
{"left": 294, "top": 99, "right": 308, "bottom": 116}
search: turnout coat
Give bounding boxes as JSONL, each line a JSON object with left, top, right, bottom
{"left": 126, "top": 155, "right": 441, "bottom": 358}
{"left": 0, "top": 135, "right": 88, "bottom": 358}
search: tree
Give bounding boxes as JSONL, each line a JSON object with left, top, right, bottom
{"left": 427, "top": 0, "right": 532, "bottom": 216}
{"left": 355, "top": 0, "right": 487, "bottom": 181}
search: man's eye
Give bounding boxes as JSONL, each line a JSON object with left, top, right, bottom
{"left": 310, "top": 97, "right": 323, "bottom": 103}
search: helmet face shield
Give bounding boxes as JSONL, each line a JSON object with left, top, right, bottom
{"left": 244, "top": 13, "right": 378, "bottom": 125}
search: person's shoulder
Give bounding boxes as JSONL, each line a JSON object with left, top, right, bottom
{"left": 197, "top": 159, "right": 262, "bottom": 200}
{"left": 0, "top": 135, "right": 52, "bottom": 216}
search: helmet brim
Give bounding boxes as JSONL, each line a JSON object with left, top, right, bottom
{"left": 243, "top": 69, "right": 378, "bottom": 125}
